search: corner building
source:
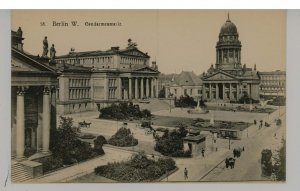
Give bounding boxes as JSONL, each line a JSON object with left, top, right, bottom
{"left": 55, "top": 40, "right": 160, "bottom": 114}
{"left": 202, "top": 15, "right": 260, "bottom": 102}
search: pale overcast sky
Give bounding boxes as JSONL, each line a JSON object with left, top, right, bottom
{"left": 12, "top": 10, "right": 286, "bottom": 74}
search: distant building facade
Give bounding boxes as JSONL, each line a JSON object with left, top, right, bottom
{"left": 259, "top": 70, "right": 286, "bottom": 97}
{"left": 202, "top": 15, "right": 260, "bottom": 102}
{"left": 55, "top": 39, "right": 160, "bottom": 114}
{"left": 165, "top": 71, "right": 203, "bottom": 99}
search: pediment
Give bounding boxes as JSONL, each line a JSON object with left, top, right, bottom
{"left": 135, "top": 66, "right": 158, "bottom": 73}
{"left": 12, "top": 48, "right": 57, "bottom": 74}
{"left": 12, "top": 57, "right": 43, "bottom": 72}
{"left": 204, "top": 71, "right": 236, "bottom": 81}
{"left": 120, "top": 49, "right": 149, "bottom": 58}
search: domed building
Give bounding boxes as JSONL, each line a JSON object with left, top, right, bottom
{"left": 202, "top": 14, "right": 260, "bottom": 102}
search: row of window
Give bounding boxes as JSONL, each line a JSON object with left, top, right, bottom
{"left": 69, "top": 78, "right": 90, "bottom": 87}
{"left": 69, "top": 88, "right": 91, "bottom": 100}
{"left": 173, "top": 89, "right": 202, "bottom": 95}
{"left": 261, "top": 81, "right": 285, "bottom": 86}
{"left": 57, "top": 56, "right": 113, "bottom": 65}
{"left": 261, "top": 75, "right": 285, "bottom": 81}
{"left": 120, "top": 57, "right": 146, "bottom": 65}
{"left": 261, "top": 87, "right": 285, "bottom": 91}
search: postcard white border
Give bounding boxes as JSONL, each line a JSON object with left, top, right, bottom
{"left": 1, "top": 9, "right": 300, "bottom": 191}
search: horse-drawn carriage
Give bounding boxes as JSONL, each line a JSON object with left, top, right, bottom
{"left": 78, "top": 121, "right": 92, "bottom": 128}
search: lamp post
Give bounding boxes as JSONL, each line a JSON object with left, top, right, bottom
{"left": 227, "top": 136, "right": 231, "bottom": 150}
{"left": 169, "top": 92, "right": 173, "bottom": 113}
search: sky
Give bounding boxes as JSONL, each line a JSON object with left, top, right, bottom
{"left": 11, "top": 10, "right": 286, "bottom": 74}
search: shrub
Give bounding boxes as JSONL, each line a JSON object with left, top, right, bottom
{"left": 94, "top": 152, "right": 176, "bottom": 182}
{"left": 99, "top": 102, "right": 151, "bottom": 120}
{"left": 50, "top": 116, "right": 101, "bottom": 166}
{"left": 108, "top": 127, "right": 138, "bottom": 147}
{"left": 36, "top": 156, "right": 63, "bottom": 173}
{"left": 94, "top": 135, "right": 107, "bottom": 154}
{"left": 154, "top": 127, "right": 191, "bottom": 157}
{"left": 175, "top": 95, "right": 197, "bottom": 108}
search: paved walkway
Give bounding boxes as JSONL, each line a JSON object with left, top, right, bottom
{"left": 29, "top": 147, "right": 132, "bottom": 183}
{"left": 201, "top": 108, "right": 286, "bottom": 181}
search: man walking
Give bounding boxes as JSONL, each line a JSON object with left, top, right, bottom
{"left": 201, "top": 148, "right": 205, "bottom": 157}
{"left": 184, "top": 168, "right": 188, "bottom": 180}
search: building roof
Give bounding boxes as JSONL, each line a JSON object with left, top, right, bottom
{"left": 171, "top": 71, "right": 203, "bottom": 86}
{"left": 219, "top": 14, "right": 238, "bottom": 36}
{"left": 259, "top": 70, "right": 286, "bottom": 75}
{"left": 56, "top": 46, "right": 150, "bottom": 59}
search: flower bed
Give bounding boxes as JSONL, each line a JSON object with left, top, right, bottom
{"left": 108, "top": 127, "right": 138, "bottom": 147}
{"left": 94, "top": 152, "right": 176, "bottom": 182}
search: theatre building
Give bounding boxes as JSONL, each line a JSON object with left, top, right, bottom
{"left": 11, "top": 29, "right": 57, "bottom": 161}
{"left": 55, "top": 39, "right": 160, "bottom": 114}
{"left": 202, "top": 15, "right": 260, "bottom": 102}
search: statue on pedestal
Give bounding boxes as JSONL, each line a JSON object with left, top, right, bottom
{"left": 42, "top": 36, "right": 49, "bottom": 58}
{"left": 50, "top": 44, "right": 56, "bottom": 60}
{"left": 17, "top": 27, "right": 23, "bottom": 37}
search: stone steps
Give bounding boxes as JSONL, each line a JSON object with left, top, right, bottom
{"left": 11, "top": 163, "right": 32, "bottom": 183}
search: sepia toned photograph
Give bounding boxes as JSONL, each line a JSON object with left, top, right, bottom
{"left": 10, "top": 10, "right": 286, "bottom": 183}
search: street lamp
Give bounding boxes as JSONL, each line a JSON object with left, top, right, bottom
{"left": 169, "top": 92, "right": 173, "bottom": 113}
{"left": 226, "top": 136, "right": 231, "bottom": 150}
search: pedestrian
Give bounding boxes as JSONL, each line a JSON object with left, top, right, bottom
{"left": 242, "top": 146, "right": 245, "bottom": 151}
{"left": 215, "top": 147, "right": 218, "bottom": 152}
{"left": 201, "top": 148, "right": 205, "bottom": 157}
{"left": 233, "top": 148, "right": 236, "bottom": 158}
{"left": 254, "top": 119, "right": 257, "bottom": 125}
{"left": 225, "top": 158, "right": 229, "bottom": 168}
{"left": 184, "top": 168, "right": 188, "bottom": 180}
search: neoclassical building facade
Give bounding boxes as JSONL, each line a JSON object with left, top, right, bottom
{"left": 202, "top": 15, "right": 260, "bottom": 102}
{"left": 11, "top": 30, "right": 57, "bottom": 160}
{"left": 259, "top": 70, "right": 286, "bottom": 97}
{"left": 165, "top": 71, "right": 203, "bottom": 99}
{"left": 55, "top": 39, "right": 160, "bottom": 114}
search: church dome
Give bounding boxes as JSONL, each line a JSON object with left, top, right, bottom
{"left": 219, "top": 16, "right": 238, "bottom": 36}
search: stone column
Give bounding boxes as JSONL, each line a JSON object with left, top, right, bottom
{"left": 128, "top": 78, "right": 132, "bottom": 100}
{"left": 146, "top": 78, "right": 149, "bottom": 98}
{"left": 151, "top": 78, "right": 154, "bottom": 98}
{"left": 155, "top": 78, "right": 159, "bottom": 98}
{"left": 16, "top": 87, "right": 25, "bottom": 160}
{"left": 209, "top": 84, "right": 212, "bottom": 100}
{"left": 141, "top": 78, "right": 144, "bottom": 98}
{"left": 42, "top": 87, "right": 50, "bottom": 154}
{"left": 135, "top": 78, "right": 138, "bottom": 99}
{"left": 118, "top": 78, "right": 122, "bottom": 99}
